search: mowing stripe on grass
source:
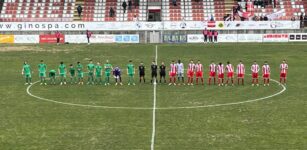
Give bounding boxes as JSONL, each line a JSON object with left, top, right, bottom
{"left": 150, "top": 45, "right": 158, "bottom": 150}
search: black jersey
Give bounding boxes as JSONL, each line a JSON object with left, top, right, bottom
{"left": 151, "top": 64, "right": 158, "bottom": 73}
{"left": 139, "top": 65, "right": 145, "bottom": 76}
{"left": 160, "top": 65, "right": 166, "bottom": 74}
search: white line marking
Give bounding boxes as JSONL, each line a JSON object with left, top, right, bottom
{"left": 27, "top": 78, "right": 286, "bottom": 110}
{"left": 150, "top": 45, "right": 158, "bottom": 150}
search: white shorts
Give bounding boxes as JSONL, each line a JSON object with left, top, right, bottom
{"left": 177, "top": 72, "right": 184, "bottom": 77}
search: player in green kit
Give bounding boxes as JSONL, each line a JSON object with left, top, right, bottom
{"left": 95, "top": 62, "right": 103, "bottom": 84}
{"left": 22, "top": 61, "right": 32, "bottom": 85}
{"left": 58, "top": 61, "right": 67, "bottom": 85}
{"left": 127, "top": 60, "right": 136, "bottom": 85}
{"left": 104, "top": 60, "right": 113, "bottom": 86}
{"left": 77, "top": 62, "right": 84, "bottom": 85}
{"left": 49, "top": 69, "right": 56, "bottom": 85}
{"left": 38, "top": 60, "right": 47, "bottom": 85}
{"left": 87, "top": 60, "right": 95, "bottom": 85}
{"left": 69, "top": 64, "right": 76, "bottom": 84}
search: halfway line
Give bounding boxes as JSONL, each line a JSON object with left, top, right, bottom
{"left": 151, "top": 45, "right": 158, "bottom": 150}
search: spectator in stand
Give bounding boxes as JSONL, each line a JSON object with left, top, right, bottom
{"left": 133, "top": 15, "right": 139, "bottom": 21}
{"left": 122, "top": 1, "right": 127, "bottom": 13}
{"left": 172, "top": 0, "right": 177, "bottom": 6}
{"left": 128, "top": 0, "right": 132, "bottom": 11}
{"left": 77, "top": 5, "right": 83, "bottom": 18}
{"left": 134, "top": 0, "right": 139, "bottom": 8}
{"left": 291, "top": 16, "right": 296, "bottom": 21}
{"left": 86, "top": 30, "right": 92, "bottom": 45}
{"left": 263, "top": 15, "right": 268, "bottom": 21}
{"left": 300, "top": 13, "right": 304, "bottom": 27}
{"left": 208, "top": 30, "right": 213, "bottom": 43}
{"left": 202, "top": 28, "right": 208, "bottom": 43}
{"left": 213, "top": 30, "right": 218, "bottom": 43}
{"left": 55, "top": 31, "right": 61, "bottom": 45}
{"left": 109, "top": 7, "right": 115, "bottom": 17}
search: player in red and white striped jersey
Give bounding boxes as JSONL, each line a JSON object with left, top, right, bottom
{"left": 187, "top": 60, "right": 195, "bottom": 85}
{"left": 236, "top": 60, "right": 245, "bottom": 86}
{"left": 280, "top": 60, "right": 288, "bottom": 85}
{"left": 262, "top": 61, "right": 270, "bottom": 86}
{"left": 208, "top": 61, "right": 216, "bottom": 85}
{"left": 169, "top": 60, "right": 177, "bottom": 85}
{"left": 217, "top": 62, "right": 224, "bottom": 86}
{"left": 195, "top": 60, "right": 204, "bottom": 85}
{"left": 225, "top": 61, "right": 234, "bottom": 86}
{"left": 251, "top": 61, "right": 260, "bottom": 86}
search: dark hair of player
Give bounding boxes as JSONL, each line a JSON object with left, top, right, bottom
{"left": 129, "top": 60, "right": 132, "bottom": 62}
{"left": 178, "top": 60, "right": 181, "bottom": 63}
{"left": 227, "top": 61, "right": 230, "bottom": 64}
{"left": 60, "top": 61, "right": 63, "bottom": 64}
{"left": 70, "top": 64, "right": 73, "bottom": 66}
{"left": 40, "top": 60, "right": 43, "bottom": 62}
{"left": 77, "top": 61, "right": 80, "bottom": 64}
{"left": 219, "top": 62, "right": 222, "bottom": 65}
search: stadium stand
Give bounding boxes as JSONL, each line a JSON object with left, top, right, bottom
{"left": 0, "top": 0, "right": 306, "bottom": 22}
{"left": 0, "top": 0, "right": 75, "bottom": 22}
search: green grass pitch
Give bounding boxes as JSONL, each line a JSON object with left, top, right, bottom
{"left": 0, "top": 43, "right": 306, "bottom": 149}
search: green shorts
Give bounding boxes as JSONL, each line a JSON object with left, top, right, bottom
{"left": 96, "top": 74, "right": 102, "bottom": 78}
{"left": 39, "top": 72, "right": 46, "bottom": 77}
{"left": 59, "top": 73, "right": 66, "bottom": 78}
{"left": 78, "top": 73, "right": 84, "bottom": 78}
{"left": 105, "top": 72, "right": 111, "bottom": 77}
{"left": 25, "top": 74, "right": 31, "bottom": 78}
{"left": 128, "top": 73, "right": 134, "bottom": 77}
{"left": 88, "top": 72, "right": 94, "bottom": 76}
{"left": 70, "top": 73, "right": 75, "bottom": 77}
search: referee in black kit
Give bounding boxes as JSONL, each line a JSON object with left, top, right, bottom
{"left": 159, "top": 62, "right": 166, "bottom": 83}
{"left": 151, "top": 61, "right": 158, "bottom": 84}
{"left": 139, "top": 62, "right": 145, "bottom": 83}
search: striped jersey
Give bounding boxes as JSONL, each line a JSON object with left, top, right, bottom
{"left": 280, "top": 63, "right": 288, "bottom": 74}
{"left": 237, "top": 63, "right": 245, "bottom": 74}
{"left": 251, "top": 64, "right": 260, "bottom": 73}
{"left": 262, "top": 64, "right": 270, "bottom": 74}
{"left": 209, "top": 63, "right": 216, "bottom": 72}
{"left": 217, "top": 64, "right": 224, "bottom": 74}
{"left": 195, "top": 63, "right": 203, "bottom": 72}
{"left": 226, "top": 64, "right": 234, "bottom": 73}
{"left": 170, "top": 63, "right": 177, "bottom": 73}
{"left": 188, "top": 63, "right": 195, "bottom": 72}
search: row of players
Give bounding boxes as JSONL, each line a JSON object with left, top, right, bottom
{"left": 22, "top": 59, "right": 289, "bottom": 86}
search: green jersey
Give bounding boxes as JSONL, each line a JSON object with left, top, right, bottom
{"left": 127, "top": 64, "right": 134, "bottom": 74}
{"left": 104, "top": 63, "right": 112, "bottom": 73}
{"left": 87, "top": 63, "right": 95, "bottom": 73}
{"left": 38, "top": 63, "right": 47, "bottom": 73}
{"left": 95, "top": 65, "right": 102, "bottom": 75}
{"left": 69, "top": 67, "right": 75, "bottom": 76}
{"left": 23, "top": 64, "right": 31, "bottom": 75}
{"left": 77, "top": 64, "right": 83, "bottom": 73}
{"left": 49, "top": 69, "right": 56, "bottom": 77}
{"left": 58, "top": 64, "right": 66, "bottom": 74}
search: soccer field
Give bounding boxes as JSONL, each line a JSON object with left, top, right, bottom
{"left": 0, "top": 43, "right": 306, "bottom": 149}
